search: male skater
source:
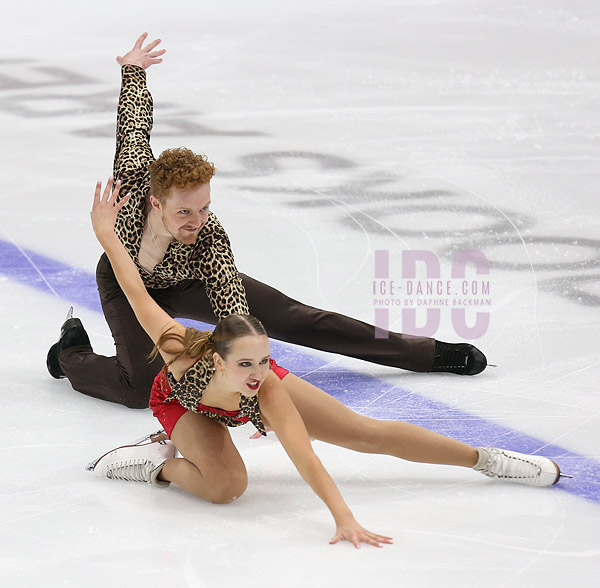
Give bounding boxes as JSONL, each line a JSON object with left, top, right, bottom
{"left": 47, "top": 34, "right": 486, "bottom": 408}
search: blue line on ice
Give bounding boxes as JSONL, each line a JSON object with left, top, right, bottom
{"left": 2, "top": 237, "right": 598, "bottom": 504}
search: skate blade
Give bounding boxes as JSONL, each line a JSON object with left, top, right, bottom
{"left": 129, "top": 429, "right": 167, "bottom": 445}
{"left": 64, "top": 306, "right": 74, "bottom": 322}
{"left": 551, "top": 461, "right": 574, "bottom": 485}
{"left": 85, "top": 429, "right": 169, "bottom": 471}
{"left": 86, "top": 450, "right": 111, "bottom": 471}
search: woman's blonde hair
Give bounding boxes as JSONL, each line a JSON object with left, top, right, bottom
{"left": 150, "top": 315, "right": 267, "bottom": 365}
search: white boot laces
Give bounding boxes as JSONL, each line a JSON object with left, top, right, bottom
{"left": 484, "top": 449, "right": 541, "bottom": 481}
{"left": 106, "top": 458, "right": 153, "bottom": 483}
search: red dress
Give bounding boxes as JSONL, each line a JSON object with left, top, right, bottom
{"left": 149, "top": 358, "right": 289, "bottom": 437}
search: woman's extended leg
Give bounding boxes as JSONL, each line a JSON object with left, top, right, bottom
{"left": 160, "top": 412, "right": 248, "bottom": 503}
{"left": 281, "top": 374, "right": 478, "bottom": 467}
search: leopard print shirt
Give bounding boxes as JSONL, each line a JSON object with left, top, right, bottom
{"left": 162, "top": 357, "right": 267, "bottom": 437}
{"left": 113, "top": 64, "right": 250, "bottom": 319}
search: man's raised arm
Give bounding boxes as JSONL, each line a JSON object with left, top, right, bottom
{"left": 113, "top": 33, "right": 166, "bottom": 194}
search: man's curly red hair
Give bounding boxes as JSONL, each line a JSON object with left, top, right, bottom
{"left": 149, "top": 147, "right": 215, "bottom": 202}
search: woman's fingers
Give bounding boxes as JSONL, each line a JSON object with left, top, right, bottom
{"left": 362, "top": 534, "right": 384, "bottom": 548}
{"left": 91, "top": 178, "right": 130, "bottom": 239}
{"left": 110, "top": 179, "right": 122, "bottom": 201}
{"left": 102, "top": 178, "right": 115, "bottom": 202}
{"left": 365, "top": 531, "right": 393, "bottom": 547}
{"left": 94, "top": 178, "right": 129, "bottom": 208}
{"left": 329, "top": 528, "right": 393, "bottom": 549}
{"left": 93, "top": 180, "right": 102, "bottom": 205}
{"left": 369, "top": 531, "right": 393, "bottom": 543}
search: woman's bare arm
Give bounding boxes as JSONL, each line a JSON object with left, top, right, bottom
{"left": 90, "top": 178, "right": 187, "bottom": 365}
{"left": 258, "top": 372, "right": 393, "bottom": 549}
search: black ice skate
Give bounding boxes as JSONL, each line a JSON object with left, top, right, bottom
{"left": 46, "top": 307, "right": 92, "bottom": 379}
{"left": 432, "top": 341, "right": 487, "bottom": 375}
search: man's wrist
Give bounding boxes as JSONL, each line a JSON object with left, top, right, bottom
{"left": 121, "top": 63, "right": 146, "bottom": 77}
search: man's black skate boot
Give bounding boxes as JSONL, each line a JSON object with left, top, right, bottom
{"left": 46, "top": 309, "right": 91, "bottom": 379}
{"left": 432, "top": 341, "right": 487, "bottom": 376}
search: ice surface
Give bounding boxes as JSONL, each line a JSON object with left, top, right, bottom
{"left": 1, "top": 1, "right": 599, "bottom": 587}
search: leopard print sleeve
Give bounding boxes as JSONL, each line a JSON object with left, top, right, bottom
{"left": 113, "top": 64, "right": 154, "bottom": 183}
{"left": 113, "top": 64, "right": 153, "bottom": 251}
{"left": 166, "top": 356, "right": 214, "bottom": 410}
{"left": 199, "top": 213, "right": 250, "bottom": 319}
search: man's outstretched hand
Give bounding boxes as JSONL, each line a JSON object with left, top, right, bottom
{"left": 116, "top": 32, "right": 165, "bottom": 69}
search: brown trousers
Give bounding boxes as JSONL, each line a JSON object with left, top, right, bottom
{"left": 59, "top": 254, "right": 435, "bottom": 408}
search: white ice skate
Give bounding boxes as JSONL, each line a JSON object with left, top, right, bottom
{"left": 474, "top": 447, "right": 563, "bottom": 487}
{"left": 86, "top": 431, "right": 176, "bottom": 488}
{"left": 85, "top": 429, "right": 172, "bottom": 472}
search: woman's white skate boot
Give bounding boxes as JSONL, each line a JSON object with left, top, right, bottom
{"left": 89, "top": 438, "right": 176, "bottom": 488}
{"left": 474, "top": 447, "right": 562, "bottom": 487}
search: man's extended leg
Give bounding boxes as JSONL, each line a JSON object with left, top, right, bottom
{"left": 168, "top": 273, "right": 484, "bottom": 374}
{"left": 239, "top": 274, "right": 437, "bottom": 372}
{"left": 238, "top": 275, "right": 486, "bottom": 374}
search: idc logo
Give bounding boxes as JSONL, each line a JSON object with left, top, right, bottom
{"left": 373, "top": 250, "right": 491, "bottom": 339}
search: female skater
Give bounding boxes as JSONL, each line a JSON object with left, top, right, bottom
{"left": 89, "top": 179, "right": 563, "bottom": 549}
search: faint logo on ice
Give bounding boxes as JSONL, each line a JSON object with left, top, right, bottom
{"left": 4, "top": 60, "right": 599, "bottom": 310}
{"left": 373, "top": 249, "right": 491, "bottom": 339}
{"left": 0, "top": 59, "right": 261, "bottom": 138}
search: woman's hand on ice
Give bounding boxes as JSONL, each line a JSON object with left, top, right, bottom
{"left": 249, "top": 427, "right": 273, "bottom": 439}
{"left": 330, "top": 519, "right": 393, "bottom": 549}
